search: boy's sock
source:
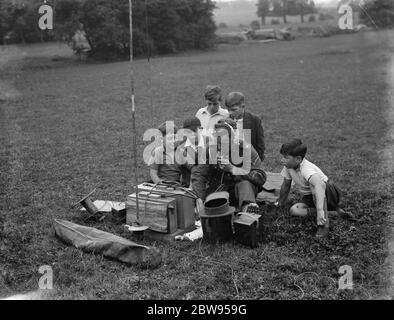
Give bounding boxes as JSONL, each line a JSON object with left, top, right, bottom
{"left": 315, "top": 209, "right": 329, "bottom": 238}
{"left": 315, "top": 225, "right": 329, "bottom": 238}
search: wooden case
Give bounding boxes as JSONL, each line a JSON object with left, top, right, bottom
{"left": 126, "top": 191, "right": 177, "bottom": 234}
{"left": 132, "top": 183, "right": 195, "bottom": 231}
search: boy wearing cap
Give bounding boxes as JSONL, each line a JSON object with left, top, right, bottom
{"left": 148, "top": 122, "right": 182, "bottom": 184}
{"left": 195, "top": 85, "right": 229, "bottom": 137}
{"left": 175, "top": 116, "right": 205, "bottom": 187}
{"left": 277, "top": 139, "right": 354, "bottom": 238}
{"left": 224, "top": 92, "right": 265, "bottom": 161}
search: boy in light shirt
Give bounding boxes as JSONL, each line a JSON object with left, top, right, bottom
{"left": 195, "top": 85, "right": 229, "bottom": 139}
{"left": 277, "top": 139, "right": 354, "bottom": 238}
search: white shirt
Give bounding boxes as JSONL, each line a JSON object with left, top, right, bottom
{"left": 195, "top": 106, "right": 229, "bottom": 137}
{"left": 234, "top": 118, "right": 244, "bottom": 142}
{"left": 280, "top": 158, "right": 328, "bottom": 195}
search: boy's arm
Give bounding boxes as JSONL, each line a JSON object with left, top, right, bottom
{"left": 254, "top": 116, "right": 265, "bottom": 161}
{"left": 224, "top": 145, "right": 266, "bottom": 187}
{"left": 150, "top": 168, "right": 161, "bottom": 184}
{"left": 308, "top": 174, "right": 327, "bottom": 225}
{"left": 277, "top": 178, "right": 292, "bottom": 206}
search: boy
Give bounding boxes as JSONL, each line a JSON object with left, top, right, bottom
{"left": 224, "top": 92, "right": 265, "bottom": 161}
{"left": 276, "top": 139, "right": 354, "bottom": 238}
{"left": 176, "top": 116, "right": 205, "bottom": 187}
{"left": 191, "top": 120, "right": 266, "bottom": 214}
{"left": 148, "top": 122, "right": 182, "bottom": 184}
{"left": 195, "top": 85, "right": 229, "bottom": 137}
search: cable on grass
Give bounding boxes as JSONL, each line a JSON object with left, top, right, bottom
{"left": 354, "top": 284, "right": 372, "bottom": 300}
{"left": 293, "top": 272, "right": 324, "bottom": 300}
{"left": 293, "top": 277, "right": 305, "bottom": 300}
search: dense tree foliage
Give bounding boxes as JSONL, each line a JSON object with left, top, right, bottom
{"left": 256, "top": 0, "right": 270, "bottom": 25}
{"left": 0, "top": 0, "right": 53, "bottom": 44}
{"left": 0, "top": 0, "right": 217, "bottom": 59}
{"left": 360, "top": 0, "right": 394, "bottom": 28}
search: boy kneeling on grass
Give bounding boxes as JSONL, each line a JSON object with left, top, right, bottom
{"left": 276, "top": 139, "right": 354, "bottom": 238}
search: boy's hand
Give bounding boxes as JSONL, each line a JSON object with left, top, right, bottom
{"left": 196, "top": 198, "right": 204, "bottom": 216}
{"left": 275, "top": 198, "right": 286, "bottom": 207}
{"left": 317, "top": 209, "right": 327, "bottom": 226}
{"left": 218, "top": 156, "right": 233, "bottom": 172}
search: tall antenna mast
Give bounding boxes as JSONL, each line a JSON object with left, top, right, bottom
{"left": 129, "top": 0, "right": 140, "bottom": 221}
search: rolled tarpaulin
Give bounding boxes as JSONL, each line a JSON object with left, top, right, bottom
{"left": 53, "top": 219, "right": 161, "bottom": 269}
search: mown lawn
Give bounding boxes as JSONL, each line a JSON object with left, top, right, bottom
{"left": 0, "top": 30, "right": 393, "bottom": 299}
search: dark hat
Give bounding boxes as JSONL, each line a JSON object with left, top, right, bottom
{"left": 182, "top": 117, "right": 201, "bottom": 131}
{"left": 200, "top": 191, "right": 235, "bottom": 218}
{"left": 225, "top": 92, "right": 245, "bottom": 107}
{"left": 204, "top": 85, "right": 222, "bottom": 101}
{"left": 158, "top": 121, "right": 178, "bottom": 136}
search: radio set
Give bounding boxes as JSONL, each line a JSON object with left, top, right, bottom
{"left": 233, "top": 212, "right": 264, "bottom": 248}
{"left": 126, "top": 183, "right": 196, "bottom": 237}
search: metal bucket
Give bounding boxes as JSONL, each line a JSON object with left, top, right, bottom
{"left": 200, "top": 192, "right": 235, "bottom": 244}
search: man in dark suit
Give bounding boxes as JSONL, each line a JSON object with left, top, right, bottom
{"left": 224, "top": 92, "right": 265, "bottom": 161}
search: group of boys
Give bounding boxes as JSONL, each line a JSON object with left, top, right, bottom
{"left": 147, "top": 85, "right": 353, "bottom": 238}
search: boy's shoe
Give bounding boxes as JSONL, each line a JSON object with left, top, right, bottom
{"left": 315, "top": 225, "right": 329, "bottom": 238}
{"left": 243, "top": 203, "right": 260, "bottom": 214}
{"left": 337, "top": 208, "right": 356, "bottom": 221}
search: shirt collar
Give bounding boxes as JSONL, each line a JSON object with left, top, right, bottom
{"left": 201, "top": 106, "right": 225, "bottom": 116}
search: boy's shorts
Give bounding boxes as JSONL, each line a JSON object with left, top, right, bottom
{"left": 301, "top": 180, "right": 341, "bottom": 211}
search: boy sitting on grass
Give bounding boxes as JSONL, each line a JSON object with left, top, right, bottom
{"left": 148, "top": 122, "right": 182, "bottom": 185}
{"left": 276, "top": 139, "right": 354, "bottom": 238}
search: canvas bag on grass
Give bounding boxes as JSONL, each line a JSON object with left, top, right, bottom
{"left": 54, "top": 219, "right": 162, "bottom": 268}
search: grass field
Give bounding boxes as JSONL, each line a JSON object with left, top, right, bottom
{"left": 1, "top": 30, "right": 393, "bottom": 300}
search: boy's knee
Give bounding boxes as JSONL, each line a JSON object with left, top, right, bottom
{"left": 289, "top": 203, "right": 308, "bottom": 216}
{"left": 289, "top": 204, "right": 299, "bottom": 216}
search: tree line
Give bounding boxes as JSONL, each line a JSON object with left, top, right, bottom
{"left": 0, "top": 0, "right": 217, "bottom": 59}
{"left": 256, "top": 0, "right": 394, "bottom": 27}
{"left": 256, "top": 0, "right": 317, "bottom": 25}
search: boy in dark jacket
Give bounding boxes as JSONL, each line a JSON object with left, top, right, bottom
{"left": 191, "top": 121, "right": 266, "bottom": 214}
{"left": 224, "top": 92, "right": 265, "bottom": 161}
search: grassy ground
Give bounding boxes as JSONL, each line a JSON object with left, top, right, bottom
{"left": 0, "top": 30, "right": 393, "bottom": 300}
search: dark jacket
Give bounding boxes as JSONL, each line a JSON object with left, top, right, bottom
{"left": 242, "top": 111, "right": 265, "bottom": 161}
{"left": 191, "top": 144, "right": 266, "bottom": 201}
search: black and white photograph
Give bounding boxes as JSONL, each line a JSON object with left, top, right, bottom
{"left": 0, "top": 0, "right": 393, "bottom": 304}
